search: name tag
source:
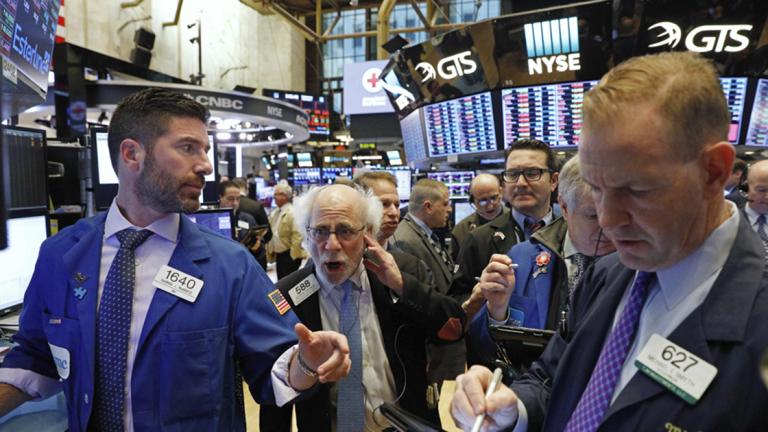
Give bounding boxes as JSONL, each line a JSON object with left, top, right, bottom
{"left": 153, "top": 265, "right": 204, "bottom": 303}
{"left": 635, "top": 333, "right": 717, "bottom": 404}
{"left": 288, "top": 273, "right": 320, "bottom": 306}
{"left": 237, "top": 220, "right": 250, "bottom": 230}
{"left": 48, "top": 343, "right": 70, "bottom": 380}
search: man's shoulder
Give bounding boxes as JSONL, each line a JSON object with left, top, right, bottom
{"left": 275, "top": 266, "right": 314, "bottom": 293}
{"left": 466, "top": 211, "right": 515, "bottom": 241}
{"left": 43, "top": 213, "right": 105, "bottom": 249}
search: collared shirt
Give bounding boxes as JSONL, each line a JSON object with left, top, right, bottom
{"left": 269, "top": 203, "right": 290, "bottom": 253}
{"left": 408, "top": 213, "right": 433, "bottom": 239}
{"left": 610, "top": 201, "right": 739, "bottom": 402}
{"left": 744, "top": 204, "right": 765, "bottom": 232}
{"left": 317, "top": 262, "right": 397, "bottom": 431}
{"left": 2, "top": 201, "right": 299, "bottom": 429}
{"left": 512, "top": 208, "right": 554, "bottom": 240}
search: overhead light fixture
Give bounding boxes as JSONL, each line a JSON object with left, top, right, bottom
{"left": 216, "top": 132, "right": 232, "bottom": 140}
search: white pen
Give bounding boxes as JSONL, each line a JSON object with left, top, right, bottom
{"left": 470, "top": 367, "right": 504, "bottom": 432}
{"left": 474, "top": 263, "right": 518, "bottom": 282}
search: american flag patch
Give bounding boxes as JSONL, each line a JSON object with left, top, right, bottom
{"left": 268, "top": 289, "right": 291, "bottom": 315}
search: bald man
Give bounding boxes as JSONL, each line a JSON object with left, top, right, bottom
{"left": 451, "top": 173, "right": 508, "bottom": 261}
{"left": 745, "top": 159, "right": 768, "bottom": 253}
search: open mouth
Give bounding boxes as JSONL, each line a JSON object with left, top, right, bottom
{"left": 325, "top": 261, "right": 344, "bottom": 271}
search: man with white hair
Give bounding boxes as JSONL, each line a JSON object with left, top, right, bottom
{"left": 267, "top": 181, "right": 307, "bottom": 278}
{"left": 275, "top": 184, "right": 465, "bottom": 430}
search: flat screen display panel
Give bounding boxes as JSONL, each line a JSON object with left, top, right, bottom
{"left": 264, "top": 89, "right": 330, "bottom": 136}
{"left": 501, "top": 80, "right": 598, "bottom": 148}
{"left": 424, "top": 92, "right": 497, "bottom": 157}
{"left": 0, "top": 215, "right": 48, "bottom": 315}
{"left": 290, "top": 168, "right": 322, "bottom": 186}
{"left": 719, "top": 77, "right": 748, "bottom": 144}
{"left": 400, "top": 108, "right": 428, "bottom": 163}
{"left": 745, "top": 78, "right": 768, "bottom": 146}
{"left": 453, "top": 201, "right": 474, "bottom": 226}
{"left": 321, "top": 167, "right": 352, "bottom": 184}
{"left": 386, "top": 150, "right": 403, "bottom": 166}
{"left": 0, "top": 0, "right": 59, "bottom": 92}
{"left": 1, "top": 126, "right": 47, "bottom": 215}
{"left": 371, "top": 167, "right": 412, "bottom": 201}
{"left": 428, "top": 170, "right": 475, "bottom": 200}
{"left": 296, "top": 152, "right": 313, "bottom": 168}
{"left": 184, "top": 208, "right": 234, "bottom": 240}
{"left": 94, "top": 131, "right": 118, "bottom": 185}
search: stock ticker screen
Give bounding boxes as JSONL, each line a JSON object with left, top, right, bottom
{"left": 427, "top": 171, "right": 475, "bottom": 200}
{"left": 719, "top": 77, "right": 748, "bottom": 144}
{"left": 424, "top": 92, "right": 497, "bottom": 157}
{"left": 746, "top": 78, "right": 768, "bottom": 147}
{"left": 290, "top": 168, "right": 322, "bottom": 187}
{"left": 1, "top": 0, "right": 59, "bottom": 91}
{"left": 400, "top": 108, "right": 428, "bottom": 163}
{"left": 501, "top": 80, "right": 597, "bottom": 148}
{"left": 321, "top": 167, "right": 352, "bottom": 184}
{"left": 264, "top": 89, "right": 330, "bottom": 136}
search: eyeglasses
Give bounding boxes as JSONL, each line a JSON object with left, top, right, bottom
{"left": 475, "top": 194, "right": 501, "bottom": 207}
{"left": 501, "top": 167, "right": 552, "bottom": 183}
{"left": 306, "top": 225, "right": 365, "bottom": 242}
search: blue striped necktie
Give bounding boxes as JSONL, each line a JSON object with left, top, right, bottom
{"left": 91, "top": 229, "right": 153, "bottom": 431}
{"left": 336, "top": 280, "right": 364, "bottom": 432}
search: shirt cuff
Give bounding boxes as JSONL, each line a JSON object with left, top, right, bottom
{"left": 487, "top": 307, "right": 511, "bottom": 325}
{"left": 512, "top": 398, "right": 529, "bottom": 432}
{"left": 270, "top": 344, "right": 302, "bottom": 407}
{"left": 0, "top": 368, "right": 61, "bottom": 400}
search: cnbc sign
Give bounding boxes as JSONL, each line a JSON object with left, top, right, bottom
{"left": 524, "top": 17, "right": 581, "bottom": 75}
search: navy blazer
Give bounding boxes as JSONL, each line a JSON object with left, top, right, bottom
{"left": 2, "top": 213, "right": 300, "bottom": 431}
{"left": 511, "top": 214, "right": 768, "bottom": 431}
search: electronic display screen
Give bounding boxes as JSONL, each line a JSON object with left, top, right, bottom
{"left": 290, "top": 167, "right": 322, "bottom": 186}
{"left": 296, "top": 152, "right": 313, "bottom": 168}
{"left": 321, "top": 167, "right": 352, "bottom": 184}
{"left": 501, "top": 80, "right": 598, "bottom": 148}
{"left": 746, "top": 78, "right": 768, "bottom": 146}
{"left": 453, "top": 201, "right": 474, "bottom": 226}
{"left": 424, "top": 92, "right": 497, "bottom": 157}
{"left": 427, "top": 170, "right": 475, "bottom": 200}
{"left": 371, "top": 167, "right": 412, "bottom": 201}
{"left": 184, "top": 209, "right": 234, "bottom": 240}
{"left": 1, "top": 126, "right": 47, "bottom": 215}
{"left": 0, "top": 215, "right": 48, "bottom": 315}
{"left": 386, "top": 150, "right": 403, "bottom": 166}
{"left": 719, "top": 77, "right": 748, "bottom": 144}
{"left": 400, "top": 108, "right": 427, "bottom": 163}
{"left": 264, "top": 89, "right": 330, "bottom": 136}
{"left": 0, "top": 0, "right": 59, "bottom": 92}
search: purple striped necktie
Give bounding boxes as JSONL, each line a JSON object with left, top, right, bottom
{"left": 564, "top": 271, "right": 656, "bottom": 432}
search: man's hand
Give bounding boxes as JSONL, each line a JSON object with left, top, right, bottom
{"left": 478, "top": 254, "right": 516, "bottom": 321}
{"left": 452, "top": 365, "right": 519, "bottom": 432}
{"left": 361, "top": 234, "right": 404, "bottom": 295}
{"left": 0, "top": 383, "right": 31, "bottom": 417}
{"left": 289, "top": 323, "right": 350, "bottom": 390}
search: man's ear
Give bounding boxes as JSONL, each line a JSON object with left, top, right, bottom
{"left": 558, "top": 195, "right": 570, "bottom": 220}
{"left": 550, "top": 171, "right": 559, "bottom": 192}
{"left": 119, "top": 139, "right": 144, "bottom": 172}
{"left": 701, "top": 141, "right": 734, "bottom": 199}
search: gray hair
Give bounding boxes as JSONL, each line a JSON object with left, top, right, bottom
{"left": 293, "top": 184, "right": 383, "bottom": 249}
{"left": 558, "top": 156, "right": 590, "bottom": 210}
{"left": 274, "top": 180, "right": 293, "bottom": 197}
{"left": 408, "top": 179, "right": 448, "bottom": 213}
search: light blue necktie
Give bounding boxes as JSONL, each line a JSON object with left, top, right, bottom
{"left": 336, "top": 280, "right": 364, "bottom": 432}
{"left": 91, "top": 229, "right": 153, "bottom": 431}
{"left": 564, "top": 271, "right": 655, "bottom": 432}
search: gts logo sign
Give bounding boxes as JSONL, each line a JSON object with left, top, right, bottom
{"left": 415, "top": 51, "right": 477, "bottom": 83}
{"left": 648, "top": 22, "right": 752, "bottom": 53}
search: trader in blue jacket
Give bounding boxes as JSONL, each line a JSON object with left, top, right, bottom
{"left": 0, "top": 88, "right": 350, "bottom": 431}
{"left": 451, "top": 52, "right": 768, "bottom": 431}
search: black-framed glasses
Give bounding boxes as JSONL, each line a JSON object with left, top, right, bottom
{"left": 306, "top": 225, "right": 365, "bottom": 242}
{"left": 501, "top": 167, "right": 553, "bottom": 183}
{"left": 475, "top": 194, "right": 501, "bottom": 207}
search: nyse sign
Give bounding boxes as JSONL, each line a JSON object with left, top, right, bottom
{"left": 648, "top": 22, "right": 752, "bottom": 53}
{"left": 415, "top": 51, "right": 477, "bottom": 83}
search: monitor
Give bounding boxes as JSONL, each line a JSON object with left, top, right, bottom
{"left": 290, "top": 167, "right": 322, "bottom": 187}
{"left": 745, "top": 78, "right": 768, "bottom": 147}
{"left": 400, "top": 108, "right": 428, "bottom": 164}
{"left": 501, "top": 80, "right": 598, "bottom": 148}
{"left": 263, "top": 89, "right": 330, "bottom": 136}
{"left": 322, "top": 167, "right": 352, "bottom": 184}
{"left": 453, "top": 201, "right": 474, "bottom": 226}
{"left": 719, "top": 77, "right": 748, "bottom": 144}
{"left": 296, "top": 152, "right": 314, "bottom": 168}
{"left": 1, "top": 125, "right": 48, "bottom": 217}
{"left": 386, "top": 150, "right": 404, "bottom": 166}
{"left": 184, "top": 208, "right": 235, "bottom": 240}
{"left": 427, "top": 170, "right": 475, "bottom": 200}
{"left": 424, "top": 92, "right": 497, "bottom": 157}
{"left": 371, "top": 167, "right": 412, "bottom": 201}
{"left": 0, "top": 215, "right": 49, "bottom": 316}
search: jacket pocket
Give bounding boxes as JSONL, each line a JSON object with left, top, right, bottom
{"left": 42, "top": 312, "right": 80, "bottom": 381}
{"left": 158, "top": 326, "right": 229, "bottom": 422}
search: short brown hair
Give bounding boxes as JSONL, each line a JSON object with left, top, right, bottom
{"left": 108, "top": 88, "right": 209, "bottom": 172}
{"left": 584, "top": 52, "right": 729, "bottom": 160}
{"left": 409, "top": 178, "right": 448, "bottom": 213}
{"left": 354, "top": 171, "right": 398, "bottom": 191}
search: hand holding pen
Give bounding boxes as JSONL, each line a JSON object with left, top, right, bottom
{"left": 475, "top": 254, "right": 518, "bottom": 321}
{"left": 452, "top": 365, "right": 520, "bottom": 432}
